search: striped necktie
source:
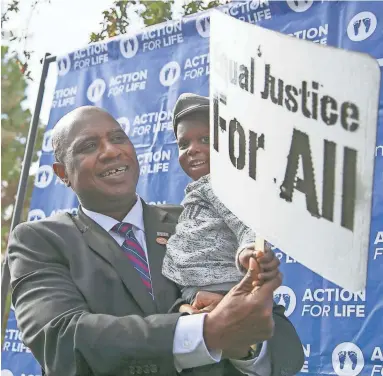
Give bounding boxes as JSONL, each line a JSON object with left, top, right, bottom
{"left": 112, "top": 222, "right": 154, "bottom": 299}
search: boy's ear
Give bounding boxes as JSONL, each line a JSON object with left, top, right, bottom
{"left": 53, "top": 162, "right": 70, "bottom": 186}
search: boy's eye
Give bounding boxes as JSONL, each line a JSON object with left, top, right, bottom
{"left": 178, "top": 140, "right": 189, "bottom": 150}
{"left": 201, "top": 136, "right": 210, "bottom": 144}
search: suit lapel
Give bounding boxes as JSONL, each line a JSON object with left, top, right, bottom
{"left": 142, "top": 202, "right": 180, "bottom": 313}
{"left": 76, "top": 208, "right": 157, "bottom": 315}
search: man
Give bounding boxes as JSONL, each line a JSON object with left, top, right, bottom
{"left": 7, "top": 106, "right": 304, "bottom": 376}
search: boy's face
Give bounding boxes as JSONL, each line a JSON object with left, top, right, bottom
{"left": 176, "top": 113, "right": 210, "bottom": 181}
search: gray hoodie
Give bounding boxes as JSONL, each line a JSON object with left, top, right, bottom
{"left": 162, "top": 174, "right": 256, "bottom": 287}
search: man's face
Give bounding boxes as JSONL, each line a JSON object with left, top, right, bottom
{"left": 59, "top": 112, "right": 139, "bottom": 208}
{"left": 177, "top": 114, "right": 210, "bottom": 181}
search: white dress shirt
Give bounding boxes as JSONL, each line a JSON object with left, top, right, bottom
{"left": 82, "top": 198, "right": 271, "bottom": 375}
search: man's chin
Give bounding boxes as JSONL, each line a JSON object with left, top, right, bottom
{"left": 92, "top": 183, "right": 136, "bottom": 202}
{"left": 105, "top": 189, "right": 136, "bottom": 200}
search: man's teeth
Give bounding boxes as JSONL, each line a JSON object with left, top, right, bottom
{"left": 101, "top": 167, "right": 127, "bottom": 177}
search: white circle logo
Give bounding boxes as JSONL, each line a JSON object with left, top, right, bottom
{"left": 87, "top": 79, "right": 106, "bottom": 103}
{"left": 117, "top": 117, "right": 131, "bottom": 135}
{"left": 42, "top": 129, "right": 53, "bottom": 153}
{"left": 274, "top": 286, "right": 297, "bottom": 317}
{"left": 27, "top": 209, "right": 46, "bottom": 222}
{"left": 347, "top": 12, "right": 377, "bottom": 42}
{"left": 159, "top": 61, "right": 181, "bottom": 87}
{"left": 1, "top": 370, "right": 15, "bottom": 376}
{"left": 35, "top": 165, "right": 54, "bottom": 189}
{"left": 196, "top": 15, "right": 210, "bottom": 38}
{"left": 286, "top": 0, "right": 313, "bottom": 13}
{"left": 57, "top": 55, "right": 71, "bottom": 76}
{"left": 249, "top": 0, "right": 261, "bottom": 11}
{"left": 120, "top": 36, "right": 139, "bottom": 58}
{"left": 332, "top": 342, "right": 364, "bottom": 376}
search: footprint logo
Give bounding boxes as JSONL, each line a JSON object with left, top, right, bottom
{"left": 332, "top": 343, "right": 364, "bottom": 375}
{"left": 120, "top": 36, "right": 139, "bottom": 58}
{"left": 42, "top": 129, "right": 54, "bottom": 153}
{"left": 353, "top": 20, "right": 362, "bottom": 36}
{"left": 286, "top": 0, "right": 313, "bottom": 13}
{"left": 362, "top": 18, "right": 371, "bottom": 33}
{"left": 57, "top": 55, "right": 71, "bottom": 76}
{"left": 347, "top": 11, "right": 377, "bottom": 41}
{"left": 86, "top": 79, "right": 106, "bottom": 103}
{"left": 159, "top": 61, "right": 181, "bottom": 87}
{"left": 27, "top": 209, "right": 46, "bottom": 222}
{"left": 35, "top": 165, "right": 54, "bottom": 189}
{"left": 348, "top": 351, "right": 358, "bottom": 370}
{"left": 117, "top": 117, "right": 130, "bottom": 136}
{"left": 338, "top": 351, "right": 347, "bottom": 370}
{"left": 282, "top": 294, "right": 291, "bottom": 312}
{"left": 196, "top": 15, "right": 210, "bottom": 38}
{"left": 273, "top": 286, "right": 296, "bottom": 317}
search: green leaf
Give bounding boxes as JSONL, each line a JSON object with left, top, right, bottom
{"left": 91, "top": 0, "right": 220, "bottom": 40}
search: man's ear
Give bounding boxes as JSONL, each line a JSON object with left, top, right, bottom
{"left": 53, "top": 162, "right": 71, "bottom": 187}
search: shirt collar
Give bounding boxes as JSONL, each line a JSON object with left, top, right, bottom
{"left": 82, "top": 195, "right": 145, "bottom": 233}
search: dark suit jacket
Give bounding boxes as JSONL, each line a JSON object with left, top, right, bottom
{"left": 8, "top": 202, "right": 303, "bottom": 376}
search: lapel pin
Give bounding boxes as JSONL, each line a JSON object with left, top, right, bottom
{"left": 156, "top": 232, "right": 170, "bottom": 245}
{"left": 156, "top": 237, "right": 168, "bottom": 245}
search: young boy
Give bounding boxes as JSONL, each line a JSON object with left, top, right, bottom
{"left": 162, "top": 93, "right": 276, "bottom": 305}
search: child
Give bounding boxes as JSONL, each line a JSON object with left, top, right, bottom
{"left": 162, "top": 93, "right": 274, "bottom": 305}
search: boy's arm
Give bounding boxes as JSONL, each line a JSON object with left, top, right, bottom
{"left": 201, "top": 179, "right": 256, "bottom": 249}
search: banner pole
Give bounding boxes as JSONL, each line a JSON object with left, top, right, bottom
{"left": 1, "top": 53, "right": 56, "bottom": 322}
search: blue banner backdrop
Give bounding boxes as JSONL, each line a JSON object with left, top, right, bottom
{"left": 2, "top": 1, "right": 383, "bottom": 375}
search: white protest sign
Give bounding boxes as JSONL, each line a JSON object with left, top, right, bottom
{"left": 210, "top": 10, "right": 380, "bottom": 292}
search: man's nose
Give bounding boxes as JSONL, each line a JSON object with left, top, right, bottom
{"left": 99, "top": 141, "right": 121, "bottom": 161}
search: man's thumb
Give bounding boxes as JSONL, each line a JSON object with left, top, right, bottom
{"left": 237, "top": 257, "right": 259, "bottom": 292}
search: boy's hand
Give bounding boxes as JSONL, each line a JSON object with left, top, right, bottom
{"left": 179, "top": 291, "right": 224, "bottom": 314}
{"left": 239, "top": 244, "right": 280, "bottom": 287}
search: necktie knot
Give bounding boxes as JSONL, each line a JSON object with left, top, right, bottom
{"left": 112, "top": 222, "right": 133, "bottom": 238}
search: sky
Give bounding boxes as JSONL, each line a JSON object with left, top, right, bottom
{"left": 2, "top": 0, "right": 187, "bottom": 124}
{"left": 0, "top": 0, "right": 193, "bottom": 181}
{"left": 2, "top": 0, "right": 129, "bottom": 123}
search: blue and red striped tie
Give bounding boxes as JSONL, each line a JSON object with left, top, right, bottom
{"left": 112, "top": 222, "right": 154, "bottom": 299}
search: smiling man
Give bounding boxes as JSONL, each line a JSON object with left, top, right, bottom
{"left": 7, "top": 106, "right": 303, "bottom": 376}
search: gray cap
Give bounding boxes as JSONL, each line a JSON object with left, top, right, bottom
{"left": 173, "top": 93, "right": 209, "bottom": 135}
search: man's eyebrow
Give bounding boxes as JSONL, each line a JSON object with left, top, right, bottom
{"left": 108, "top": 128, "right": 125, "bottom": 135}
{"left": 71, "top": 135, "right": 98, "bottom": 148}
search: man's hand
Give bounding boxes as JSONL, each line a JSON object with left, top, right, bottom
{"left": 239, "top": 244, "right": 280, "bottom": 287}
{"left": 203, "top": 258, "right": 283, "bottom": 354}
{"left": 179, "top": 291, "right": 224, "bottom": 315}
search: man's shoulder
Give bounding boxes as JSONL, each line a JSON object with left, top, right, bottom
{"left": 12, "top": 212, "right": 78, "bottom": 239}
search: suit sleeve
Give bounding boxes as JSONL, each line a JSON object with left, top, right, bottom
{"left": 8, "top": 222, "right": 182, "bottom": 376}
{"left": 170, "top": 299, "right": 304, "bottom": 376}
{"left": 268, "top": 304, "right": 304, "bottom": 376}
